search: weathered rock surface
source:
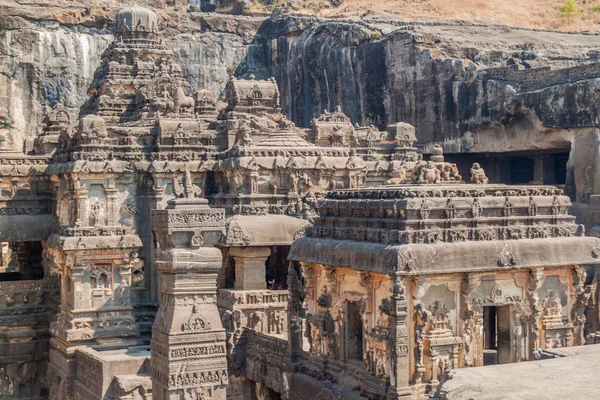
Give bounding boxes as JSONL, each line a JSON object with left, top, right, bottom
{"left": 4, "top": 3, "right": 600, "bottom": 151}
{"left": 5, "top": 3, "right": 600, "bottom": 152}
{"left": 241, "top": 12, "right": 600, "bottom": 144}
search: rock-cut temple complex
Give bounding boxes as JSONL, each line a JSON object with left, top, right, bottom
{"left": 0, "top": 5, "right": 600, "bottom": 400}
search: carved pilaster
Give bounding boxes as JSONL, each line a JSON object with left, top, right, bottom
{"left": 287, "top": 260, "right": 305, "bottom": 363}
{"left": 74, "top": 186, "right": 88, "bottom": 226}
{"left": 388, "top": 272, "right": 411, "bottom": 399}
{"left": 105, "top": 187, "right": 118, "bottom": 226}
{"left": 527, "top": 268, "right": 545, "bottom": 353}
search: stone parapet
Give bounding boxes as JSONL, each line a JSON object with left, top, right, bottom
{"left": 312, "top": 184, "right": 580, "bottom": 246}
{"left": 218, "top": 289, "right": 288, "bottom": 337}
{"left": 218, "top": 289, "right": 289, "bottom": 310}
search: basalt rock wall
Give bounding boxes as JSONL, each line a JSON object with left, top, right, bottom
{"left": 241, "top": 14, "right": 600, "bottom": 149}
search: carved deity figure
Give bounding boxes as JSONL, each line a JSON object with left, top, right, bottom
{"left": 90, "top": 200, "right": 105, "bottom": 226}
{"left": 328, "top": 125, "right": 345, "bottom": 147}
{"left": 385, "top": 167, "right": 407, "bottom": 185}
{"left": 236, "top": 119, "right": 253, "bottom": 147}
{"left": 174, "top": 123, "right": 186, "bottom": 141}
{"left": 470, "top": 162, "right": 489, "bottom": 184}
{"left": 416, "top": 161, "right": 441, "bottom": 184}
{"left": 543, "top": 291, "right": 562, "bottom": 317}
{"left": 441, "top": 163, "right": 462, "bottom": 181}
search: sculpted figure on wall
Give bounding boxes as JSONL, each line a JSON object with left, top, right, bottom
{"left": 470, "top": 163, "right": 489, "bottom": 184}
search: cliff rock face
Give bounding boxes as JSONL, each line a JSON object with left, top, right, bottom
{"left": 0, "top": 2, "right": 263, "bottom": 153}
{"left": 241, "top": 13, "right": 600, "bottom": 146}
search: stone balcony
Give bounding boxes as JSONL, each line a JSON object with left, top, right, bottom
{"left": 218, "top": 289, "right": 288, "bottom": 337}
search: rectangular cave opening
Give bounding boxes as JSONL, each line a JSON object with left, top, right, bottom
{"left": 444, "top": 149, "right": 570, "bottom": 187}
{"left": 0, "top": 241, "right": 44, "bottom": 281}
{"left": 347, "top": 300, "right": 364, "bottom": 361}
{"left": 509, "top": 156, "right": 534, "bottom": 184}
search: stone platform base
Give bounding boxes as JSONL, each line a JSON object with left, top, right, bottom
{"left": 73, "top": 346, "right": 151, "bottom": 400}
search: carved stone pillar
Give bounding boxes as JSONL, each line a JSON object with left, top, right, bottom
{"left": 388, "top": 272, "right": 412, "bottom": 399}
{"left": 230, "top": 246, "right": 271, "bottom": 290}
{"left": 532, "top": 154, "right": 544, "bottom": 184}
{"left": 151, "top": 197, "right": 227, "bottom": 399}
{"left": 150, "top": 182, "right": 167, "bottom": 307}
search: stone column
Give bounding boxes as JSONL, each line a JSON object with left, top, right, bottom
{"left": 532, "top": 154, "right": 544, "bottom": 184}
{"left": 388, "top": 271, "right": 412, "bottom": 399}
{"left": 151, "top": 198, "right": 228, "bottom": 399}
{"left": 230, "top": 246, "right": 271, "bottom": 290}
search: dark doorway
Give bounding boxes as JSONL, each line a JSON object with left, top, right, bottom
{"left": 483, "top": 306, "right": 497, "bottom": 366}
{"left": 347, "top": 301, "right": 363, "bottom": 361}
{"left": 265, "top": 246, "right": 289, "bottom": 290}
{"left": 0, "top": 241, "right": 44, "bottom": 281}
{"left": 483, "top": 305, "right": 511, "bottom": 365}
{"left": 553, "top": 153, "right": 569, "bottom": 185}
{"left": 510, "top": 157, "right": 534, "bottom": 184}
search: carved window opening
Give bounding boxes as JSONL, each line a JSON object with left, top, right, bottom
{"left": 204, "top": 171, "right": 218, "bottom": 196}
{"left": 0, "top": 241, "right": 44, "bottom": 281}
{"left": 347, "top": 301, "right": 363, "bottom": 361}
{"left": 222, "top": 253, "right": 236, "bottom": 289}
{"left": 483, "top": 305, "right": 511, "bottom": 365}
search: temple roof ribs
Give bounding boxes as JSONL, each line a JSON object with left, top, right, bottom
{"left": 114, "top": 6, "right": 160, "bottom": 38}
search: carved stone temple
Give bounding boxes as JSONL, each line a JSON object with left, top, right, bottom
{"left": 0, "top": 4, "right": 599, "bottom": 400}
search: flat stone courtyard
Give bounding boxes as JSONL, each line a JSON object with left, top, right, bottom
{"left": 435, "top": 344, "right": 600, "bottom": 399}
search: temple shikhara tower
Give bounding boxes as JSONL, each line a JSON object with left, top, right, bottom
{"left": 0, "top": 4, "right": 599, "bottom": 400}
